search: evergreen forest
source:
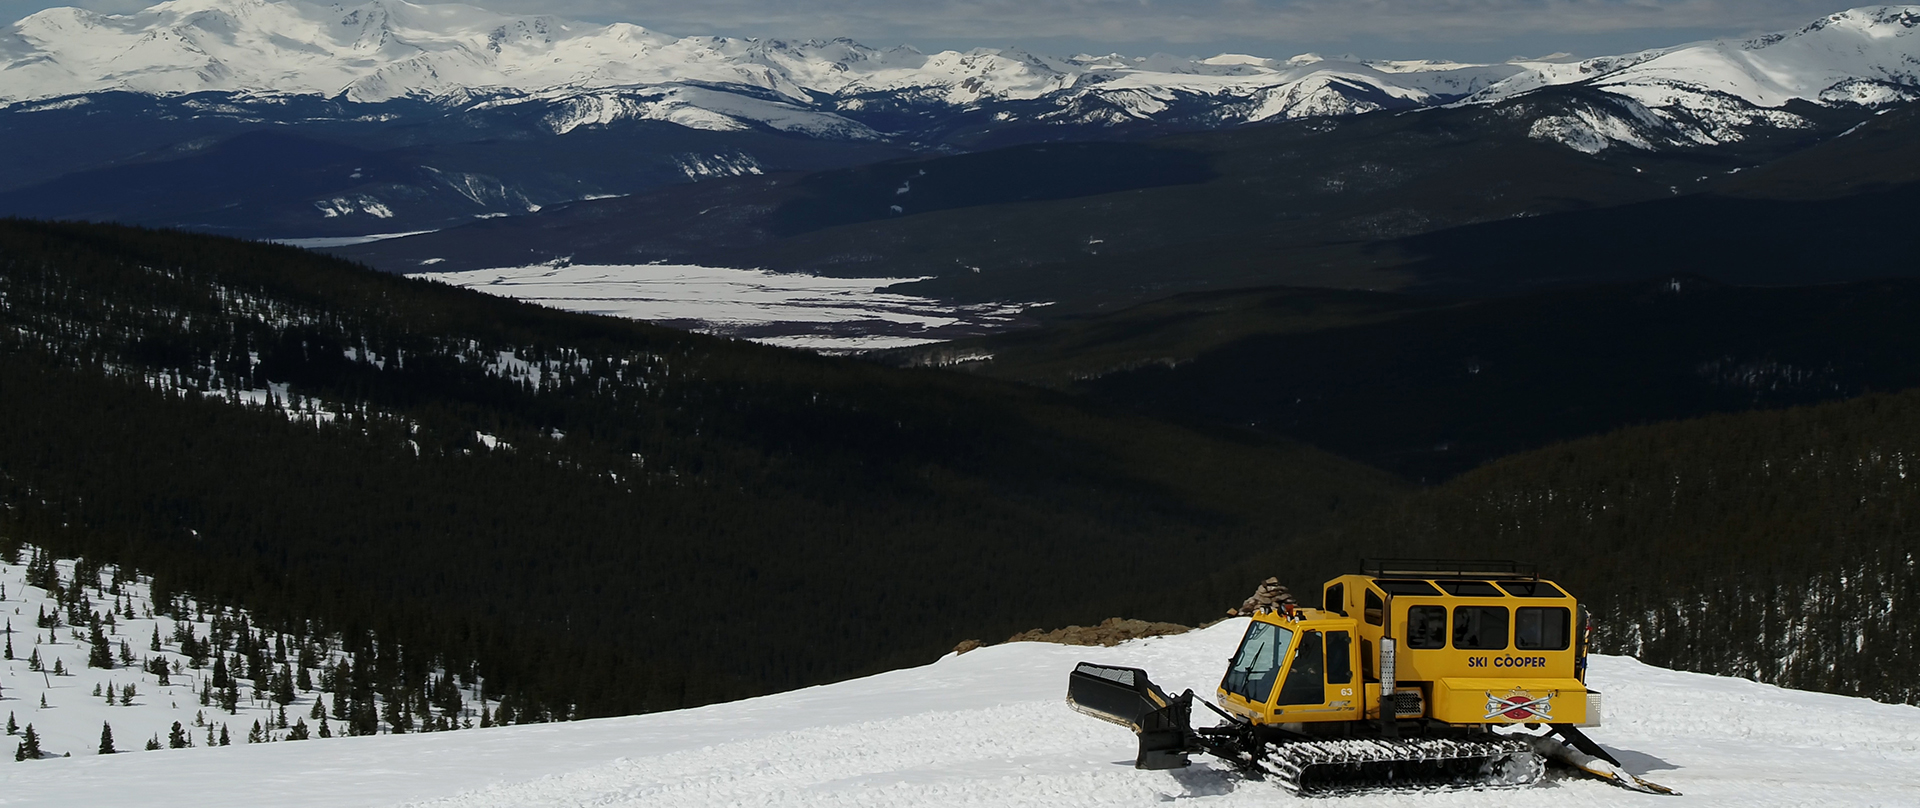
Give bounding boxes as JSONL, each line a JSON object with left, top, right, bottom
{"left": 3, "top": 216, "right": 1916, "bottom": 725}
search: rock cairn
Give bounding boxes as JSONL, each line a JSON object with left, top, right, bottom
{"left": 1231, "top": 577, "right": 1297, "bottom": 616}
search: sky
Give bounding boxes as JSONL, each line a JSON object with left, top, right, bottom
{"left": 0, "top": 0, "right": 1868, "bottom": 62}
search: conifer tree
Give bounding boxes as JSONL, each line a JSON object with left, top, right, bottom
{"left": 168, "top": 721, "right": 189, "bottom": 749}
{"left": 287, "top": 718, "right": 309, "bottom": 740}
{"left": 121, "top": 683, "right": 135, "bottom": 705}
{"left": 6, "top": 712, "right": 15, "bottom": 735}
{"left": 144, "top": 734, "right": 161, "bottom": 751}
{"left": 276, "top": 705, "right": 288, "bottom": 730}
{"left": 26, "top": 648, "right": 40, "bottom": 672}
{"left": 51, "top": 658, "right": 67, "bottom": 676}
{"left": 272, "top": 665, "right": 295, "bottom": 706}
{"left": 15, "top": 724, "right": 40, "bottom": 761}
{"left": 218, "top": 724, "right": 230, "bottom": 746}
{"left": 87, "top": 623, "right": 112, "bottom": 668}
{"left": 211, "top": 655, "right": 228, "bottom": 689}
{"left": 310, "top": 700, "right": 325, "bottom": 720}
{"left": 149, "top": 627, "right": 161, "bottom": 652}
{"left": 318, "top": 715, "right": 332, "bottom": 739}
{"left": 220, "top": 682, "right": 239, "bottom": 714}
{"left": 246, "top": 720, "right": 264, "bottom": 744}
{"left": 4, "top": 630, "right": 11, "bottom": 661}
{"left": 97, "top": 722, "right": 116, "bottom": 754}
{"left": 118, "top": 640, "right": 134, "bottom": 667}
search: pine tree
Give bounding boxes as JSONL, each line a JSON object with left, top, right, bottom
{"left": 246, "top": 720, "right": 264, "bottom": 744}
{"left": 145, "top": 735, "right": 161, "bottom": 751}
{"left": 149, "top": 626, "right": 161, "bottom": 652}
{"left": 276, "top": 705, "right": 288, "bottom": 730}
{"left": 480, "top": 705, "right": 492, "bottom": 728}
{"left": 97, "top": 722, "right": 116, "bottom": 755}
{"left": 15, "top": 724, "right": 40, "bottom": 761}
{"left": 287, "top": 719, "right": 309, "bottom": 740}
{"left": 26, "top": 648, "right": 41, "bottom": 672}
{"left": 87, "top": 623, "right": 112, "bottom": 668}
{"left": 118, "top": 640, "right": 134, "bottom": 667}
{"left": 211, "top": 655, "right": 228, "bottom": 689}
{"left": 272, "top": 665, "right": 295, "bottom": 706}
{"left": 168, "top": 721, "right": 189, "bottom": 749}
{"left": 220, "top": 682, "right": 239, "bottom": 714}
{"left": 296, "top": 661, "right": 313, "bottom": 693}
{"left": 5, "top": 712, "right": 15, "bottom": 735}
{"left": 121, "top": 683, "right": 136, "bottom": 705}
{"left": 310, "top": 700, "right": 325, "bottom": 720}
{"left": 4, "top": 632, "right": 11, "bottom": 661}
{"left": 51, "top": 657, "right": 67, "bottom": 677}
{"left": 218, "top": 724, "right": 230, "bottom": 746}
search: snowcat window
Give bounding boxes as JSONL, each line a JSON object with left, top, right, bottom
{"left": 1434, "top": 580, "right": 1504, "bottom": 597}
{"left": 1452, "top": 606, "right": 1509, "bottom": 650}
{"left": 1364, "top": 589, "right": 1384, "bottom": 625}
{"left": 1498, "top": 581, "right": 1567, "bottom": 598}
{"left": 1516, "top": 607, "right": 1571, "bottom": 650}
{"left": 1375, "top": 579, "right": 1441, "bottom": 596}
{"left": 1276, "top": 631, "right": 1325, "bottom": 706}
{"left": 1222, "top": 622, "right": 1292, "bottom": 704}
{"left": 1406, "top": 605, "right": 1447, "bottom": 649}
{"left": 1326, "top": 631, "right": 1353, "bottom": 685}
{"left": 1324, "top": 583, "right": 1345, "bottom": 614}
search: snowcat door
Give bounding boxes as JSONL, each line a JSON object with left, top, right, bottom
{"left": 1271, "top": 630, "right": 1363, "bottom": 724}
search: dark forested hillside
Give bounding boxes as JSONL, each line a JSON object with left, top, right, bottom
{"left": 887, "top": 277, "right": 1920, "bottom": 482}
{"left": 1236, "top": 390, "right": 1920, "bottom": 704}
{"left": 0, "top": 220, "right": 1401, "bottom": 718}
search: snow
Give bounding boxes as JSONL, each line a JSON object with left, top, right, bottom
{"left": 7, "top": 0, "right": 1916, "bottom": 143}
{"left": 273, "top": 230, "right": 437, "bottom": 249}
{"left": 414, "top": 262, "right": 1037, "bottom": 351}
{"left": 0, "top": 548, "right": 496, "bottom": 769}
{"left": 3, "top": 617, "right": 1916, "bottom": 806}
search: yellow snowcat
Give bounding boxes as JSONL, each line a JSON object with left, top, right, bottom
{"left": 1067, "top": 560, "right": 1674, "bottom": 795}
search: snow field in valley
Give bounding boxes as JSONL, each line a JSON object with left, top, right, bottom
{"left": 0, "top": 547, "right": 495, "bottom": 764}
{"left": 415, "top": 263, "right": 1038, "bottom": 351}
{"left": 4, "top": 617, "right": 1917, "bottom": 807}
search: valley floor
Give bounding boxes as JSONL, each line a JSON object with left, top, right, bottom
{"left": 412, "top": 262, "right": 1040, "bottom": 351}
{"left": 5, "top": 620, "right": 1918, "bottom": 807}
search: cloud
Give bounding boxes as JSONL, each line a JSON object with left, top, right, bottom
{"left": 528, "top": 0, "right": 1844, "bottom": 44}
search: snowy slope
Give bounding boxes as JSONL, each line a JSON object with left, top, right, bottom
{"left": 1476, "top": 6, "right": 1920, "bottom": 150}
{"left": 0, "top": 547, "right": 496, "bottom": 764}
{"left": 3, "top": 617, "right": 1916, "bottom": 807}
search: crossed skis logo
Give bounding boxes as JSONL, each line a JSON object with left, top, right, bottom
{"left": 1484, "top": 688, "right": 1554, "bottom": 721}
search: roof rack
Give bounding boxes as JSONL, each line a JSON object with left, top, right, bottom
{"left": 1361, "top": 558, "right": 1539, "bottom": 579}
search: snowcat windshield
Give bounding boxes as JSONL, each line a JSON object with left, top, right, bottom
{"left": 1222, "top": 621, "right": 1293, "bottom": 704}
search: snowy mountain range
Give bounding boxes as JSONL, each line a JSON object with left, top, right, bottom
{"left": 6, "top": 0, "right": 1916, "bottom": 137}
{"left": 0, "top": 1, "right": 1916, "bottom": 239}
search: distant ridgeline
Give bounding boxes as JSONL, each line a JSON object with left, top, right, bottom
{"left": 0, "top": 219, "right": 1397, "bottom": 717}
{"left": 1293, "top": 391, "right": 1920, "bottom": 705}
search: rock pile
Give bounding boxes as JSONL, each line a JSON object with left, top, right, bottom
{"left": 1230, "top": 577, "right": 1297, "bottom": 616}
